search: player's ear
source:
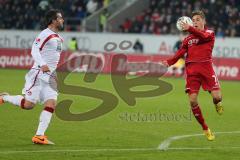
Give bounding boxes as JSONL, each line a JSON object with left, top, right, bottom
{"left": 52, "top": 19, "right": 57, "bottom": 24}
{"left": 203, "top": 17, "right": 206, "bottom": 24}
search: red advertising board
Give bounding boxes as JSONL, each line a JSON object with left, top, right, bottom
{"left": 0, "top": 48, "right": 239, "bottom": 81}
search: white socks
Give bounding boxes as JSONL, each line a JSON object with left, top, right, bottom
{"left": 36, "top": 108, "right": 53, "bottom": 136}
{"left": 3, "top": 95, "right": 54, "bottom": 136}
{"left": 3, "top": 95, "right": 24, "bottom": 107}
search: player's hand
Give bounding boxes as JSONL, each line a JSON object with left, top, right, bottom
{"left": 180, "top": 21, "right": 190, "bottom": 31}
{"left": 41, "top": 65, "right": 50, "bottom": 73}
{"left": 161, "top": 61, "right": 169, "bottom": 67}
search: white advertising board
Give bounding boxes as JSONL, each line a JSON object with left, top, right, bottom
{"left": 0, "top": 30, "right": 239, "bottom": 58}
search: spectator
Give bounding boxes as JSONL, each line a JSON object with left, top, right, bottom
{"left": 87, "top": 0, "right": 98, "bottom": 15}
{"left": 122, "top": 18, "right": 132, "bottom": 33}
{"left": 103, "top": 0, "right": 111, "bottom": 7}
{"left": 38, "top": 0, "right": 50, "bottom": 11}
{"left": 68, "top": 37, "right": 79, "bottom": 52}
{"left": 76, "top": 6, "right": 86, "bottom": 19}
{"left": 133, "top": 39, "right": 144, "bottom": 53}
{"left": 216, "top": 27, "right": 225, "bottom": 38}
{"left": 99, "top": 9, "right": 110, "bottom": 32}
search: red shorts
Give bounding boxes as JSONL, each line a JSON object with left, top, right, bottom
{"left": 185, "top": 62, "right": 220, "bottom": 94}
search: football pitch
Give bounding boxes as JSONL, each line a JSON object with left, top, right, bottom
{"left": 0, "top": 68, "right": 239, "bottom": 160}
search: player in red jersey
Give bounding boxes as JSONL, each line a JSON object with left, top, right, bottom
{"left": 162, "top": 11, "right": 223, "bottom": 141}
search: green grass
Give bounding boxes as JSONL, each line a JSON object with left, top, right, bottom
{"left": 0, "top": 68, "right": 239, "bottom": 160}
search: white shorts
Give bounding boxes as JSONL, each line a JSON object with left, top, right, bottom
{"left": 22, "top": 68, "right": 58, "bottom": 104}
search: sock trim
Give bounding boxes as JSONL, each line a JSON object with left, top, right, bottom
{"left": 191, "top": 104, "right": 199, "bottom": 110}
{"left": 213, "top": 98, "right": 222, "bottom": 104}
{"left": 44, "top": 106, "right": 54, "bottom": 113}
{"left": 20, "top": 98, "right": 25, "bottom": 109}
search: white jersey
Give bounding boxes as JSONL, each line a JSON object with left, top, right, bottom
{"left": 31, "top": 28, "right": 63, "bottom": 72}
{"left": 22, "top": 28, "right": 63, "bottom": 103}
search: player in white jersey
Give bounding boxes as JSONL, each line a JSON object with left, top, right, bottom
{"left": 0, "top": 9, "right": 64, "bottom": 145}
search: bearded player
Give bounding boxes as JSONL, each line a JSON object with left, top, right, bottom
{"left": 0, "top": 9, "right": 64, "bottom": 144}
{"left": 162, "top": 11, "right": 223, "bottom": 140}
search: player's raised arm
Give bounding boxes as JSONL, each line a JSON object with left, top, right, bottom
{"left": 180, "top": 10, "right": 214, "bottom": 41}
{"left": 188, "top": 26, "right": 214, "bottom": 41}
{"left": 179, "top": 10, "right": 214, "bottom": 42}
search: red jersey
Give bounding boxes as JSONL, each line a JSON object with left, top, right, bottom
{"left": 167, "top": 26, "right": 215, "bottom": 65}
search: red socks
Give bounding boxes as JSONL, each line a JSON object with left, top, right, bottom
{"left": 191, "top": 105, "right": 208, "bottom": 130}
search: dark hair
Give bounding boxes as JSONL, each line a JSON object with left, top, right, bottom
{"left": 44, "top": 9, "right": 61, "bottom": 26}
{"left": 191, "top": 10, "right": 205, "bottom": 19}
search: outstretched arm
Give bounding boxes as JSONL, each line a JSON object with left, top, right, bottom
{"left": 166, "top": 47, "right": 187, "bottom": 66}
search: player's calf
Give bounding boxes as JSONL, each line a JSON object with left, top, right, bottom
{"left": 189, "top": 94, "right": 198, "bottom": 108}
{"left": 211, "top": 90, "right": 223, "bottom": 115}
{"left": 1, "top": 94, "right": 25, "bottom": 107}
{"left": 0, "top": 94, "right": 36, "bottom": 110}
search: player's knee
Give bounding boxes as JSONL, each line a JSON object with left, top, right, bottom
{"left": 23, "top": 104, "right": 34, "bottom": 110}
{"left": 22, "top": 101, "right": 35, "bottom": 110}
{"left": 190, "top": 100, "right": 198, "bottom": 108}
{"left": 44, "top": 99, "right": 56, "bottom": 110}
{"left": 213, "top": 96, "right": 222, "bottom": 104}
{"left": 189, "top": 95, "right": 198, "bottom": 107}
{"left": 189, "top": 97, "right": 198, "bottom": 107}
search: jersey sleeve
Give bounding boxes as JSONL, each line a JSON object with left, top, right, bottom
{"left": 31, "top": 34, "right": 47, "bottom": 67}
{"left": 187, "top": 26, "right": 214, "bottom": 41}
{"left": 167, "top": 40, "right": 187, "bottom": 66}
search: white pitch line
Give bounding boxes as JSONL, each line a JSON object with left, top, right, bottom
{"left": 1, "top": 131, "right": 240, "bottom": 154}
{"left": 1, "top": 145, "right": 240, "bottom": 154}
{"left": 158, "top": 131, "right": 240, "bottom": 151}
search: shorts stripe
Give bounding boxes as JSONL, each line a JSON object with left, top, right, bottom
{"left": 26, "top": 70, "right": 40, "bottom": 91}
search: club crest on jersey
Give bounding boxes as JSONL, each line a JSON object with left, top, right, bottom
{"left": 35, "top": 38, "right": 41, "bottom": 45}
{"left": 188, "top": 39, "right": 199, "bottom": 46}
{"left": 27, "top": 91, "right": 32, "bottom": 96}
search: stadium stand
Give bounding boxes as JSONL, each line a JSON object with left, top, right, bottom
{"left": 0, "top": 0, "right": 239, "bottom": 37}
{"left": 118, "top": 0, "right": 240, "bottom": 37}
{"left": 0, "top": 0, "right": 106, "bottom": 31}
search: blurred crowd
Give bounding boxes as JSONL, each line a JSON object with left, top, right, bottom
{"left": 1, "top": 0, "right": 239, "bottom": 37}
{"left": 0, "top": 0, "right": 107, "bottom": 31}
{"left": 119, "top": 0, "right": 240, "bottom": 37}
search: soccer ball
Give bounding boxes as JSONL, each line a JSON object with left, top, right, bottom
{"left": 176, "top": 16, "right": 193, "bottom": 31}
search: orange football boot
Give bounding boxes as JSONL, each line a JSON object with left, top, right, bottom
{"left": 32, "top": 135, "right": 54, "bottom": 145}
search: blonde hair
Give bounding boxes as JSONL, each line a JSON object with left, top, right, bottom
{"left": 191, "top": 10, "right": 205, "bottom": 19}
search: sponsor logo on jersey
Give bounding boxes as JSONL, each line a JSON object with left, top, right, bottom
{"left": 188, "top": 38, "right": 199, "bottom": 46}
{"left": 56, "top": 40, "right": 62, "bottom": 51}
